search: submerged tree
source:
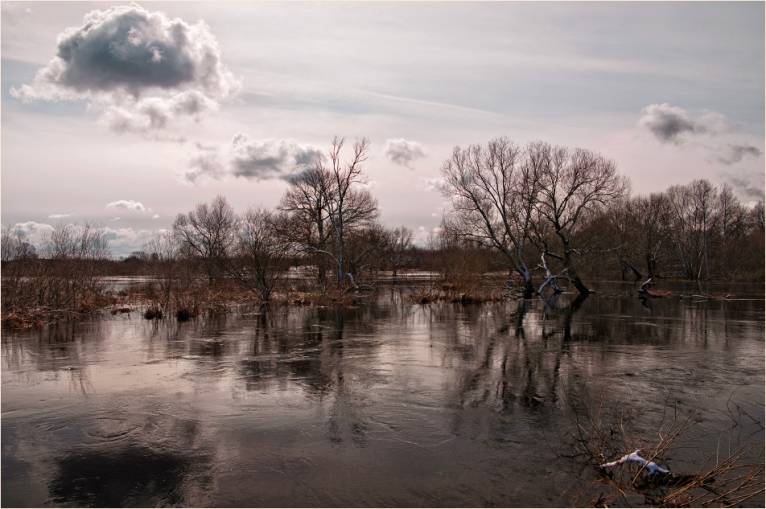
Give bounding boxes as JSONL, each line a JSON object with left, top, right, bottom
{"left": 279, "top": 167, "right": 334, "bottom": 285}
{"left": 385, "top": 226, "right": 414, "bottom": 278}
{"left": 228, "top": 208, "right": 289, "bottom": 301}
{"left": 172, "top": 195, "right": 238, "bottom": 282}
{"left": 278, "top": 137, "right": 378, "bottom": 289}
{"left": 317, "top": 137, "right": 378, "bottom": 288}
{"left": 440, "top": 137, "right": 541, "bottom": 297}
{"left": 532, "top": 142, "right": 626, "bottom": 295}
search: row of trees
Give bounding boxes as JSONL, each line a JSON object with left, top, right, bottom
{"left": 1, "top": 223, "right": 111, "bottom": 317}
{"left": 2, "top": 136, "right": 763, "bottom": 306}
{"left": 439, "top": 137, "right": 763, "bottom": 296}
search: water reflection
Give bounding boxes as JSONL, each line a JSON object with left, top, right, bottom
{"left": 2, "top": 282, "right": 763, "bottom": 507}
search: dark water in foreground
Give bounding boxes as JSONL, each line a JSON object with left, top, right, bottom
{"left": 2, "top": 282, "right": 764, "bottom": 507}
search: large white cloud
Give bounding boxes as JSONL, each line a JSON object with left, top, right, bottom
{"left": 10, "top": 221, "right": 56, "bottom": 246}
{"left": 384, "top": 138, "right": 426, "bottom": 168}
{"left": 184, "top": 135, "right": 324, "bottom": 183}
{"left": 10, "top": 5, "right": 238, "bottom": 135}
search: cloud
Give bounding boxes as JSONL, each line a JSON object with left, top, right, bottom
{"left": 413, "top": 225, "right": 442, "bottom": 246}
{"left": 384, "top": 138, "right": 426, "bottom": 168}
{"left": 9, "top": 220, "right": 165, "bottom": 257}
{"left": 716, "top": 144, "right": 762, "bottom": 165}
{"left": 48, "top": 213, "right": 71, "bottom": 219}
{"left": 10, "top": 5, "right": 238, "bottom": 134}
{"left": 183, "top": 135, "right": 324, "bottom": 183}
{"left": 421, "top": 177, "right": 445, "bottom": 192}
{"left": 10, "top": 221, "right": 55, "bottom": 246}
{"left": 102, "top": 90, "right": 217, "bottom": 134}
{"left": 152, "top": 214, "right": 160, "bottom": 219}
{"left": 101, "top": 226, "right": 162, "bottom": 256}
{"left": 721, "top": 170, "right": 765, "bottom": 201}
{"left": 1, "top": 3, "right": 33, "bottom": 25}
{"left": 638, "top": 103, "right": 706, "bottom": 143}
{"left": 106, "top": 199, "right": 147, "bottom": 212}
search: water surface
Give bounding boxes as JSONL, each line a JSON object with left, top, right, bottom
{"left": 3, "top": 281, "right": 764, "bottom": 506}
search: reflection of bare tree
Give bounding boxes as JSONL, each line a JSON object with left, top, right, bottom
{"left": 446, "top": 296, "right": 589, "bottom": 437}
{"left": 2, "top": 321, "right": 106, "bottom": 393}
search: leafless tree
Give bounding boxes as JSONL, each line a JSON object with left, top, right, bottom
{"left": 227, "top": 208, "right": 289, "bottom": 301}
{"left": 440, "top": 137, "right": 541, "bottom": 297}
{"left": 173, "top": 195, "right": 238, "bottom": 283}
{"left": 45, "top": 222, "right": 109, "bottom": 261}
{"left": 386, "top": 226, "right": 414, "bottom": 278}
{"left": 665, "top": 180, "right": 719, "bottom": 280}
{"left": 317, "top": 136, "right": 377, "bottom": 288}
{"left": 279, "top": 167, "right": 334, "bottom": 284}
{"left": 145, "top": 231, "right": 180, "bottom": 308}
{"left": 344, "top": 222, "right": 390, "bottom": 286}
{"left": 1, "top": 227, "right": 37, "bottom": 262}
{"left": 750, "top": 201, "right": 764, "bottom": 233}
{"left": 533, "top": 143, "right": 626, "bottom": 295}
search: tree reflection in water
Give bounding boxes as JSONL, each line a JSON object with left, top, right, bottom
{"left": 1, "top": 282, "right": 762, "bottom": 507}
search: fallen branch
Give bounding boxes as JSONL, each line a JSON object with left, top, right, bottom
{"left": 600, "top": 449, "right": 670, "bottom": 475}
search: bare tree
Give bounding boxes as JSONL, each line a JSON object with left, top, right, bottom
{"left": 317, "top": 136, "right": 377, "bottom": 288}
{"left": 533, "top": 143, "right": 626, "bottom": 295}
{"left": 714, "top": 184, "right": 749, "bottom": 277}
{"left": 440, "top": 137, "right": 541, "bottom": 297}
{"left": 344, "top": 222, "right": 390, "bottom": 286}
{"left": 386, "top": 226, "right": 414, "bottom": 278}
{"left": 665, "top": 180, "right": 719, "bottom": 280}
{"left": 173, "top": 195, "right": 238, "bottom": 283}
{"left": 1, "top": 227, "right": 37, "bottom": 262}
{"left": 227, "top": 208, "right": 289, "bottom": 301}
{"left": 750, "top": 201, "right": 764, "bottom": 233}
{"left": 279, "top": 167, "right": 334, "bottom": 285}
{"left": 145, "top": 231, "right": 180, "bottom": 309}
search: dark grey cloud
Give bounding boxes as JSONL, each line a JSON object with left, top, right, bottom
{"left": 229, "top": 135, "right": 323, "bottom": 179}
{"left": 721, "top": 170, "right": 765, "bottom": 201}
{"left": 183, "top": 135, "right": 324, "bottom": 183}
{"left": 384, "top": 138, "right": 426, "bottom": 168}
{"left": 716, "top": 144, "right": 762, "bottom": 165}
{"left": 638, "top": 103, "right": 705, "bottom": 143}
{"left": 11, "top": 5, "right": 237, "bottom": 133}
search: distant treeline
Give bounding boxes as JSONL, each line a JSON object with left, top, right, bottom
{"left": 2, "top": 136, "right": 764, "bottom": 312}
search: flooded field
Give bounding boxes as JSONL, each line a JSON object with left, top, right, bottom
{"left": 2, "top": 281, "right": 764, "bottom": 507}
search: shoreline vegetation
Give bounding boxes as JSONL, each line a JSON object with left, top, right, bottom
{"left": 0, "top": 270, "right": 755, "bottom": 331}
{"left": 3, "top": 136, "right": 764, "bottom": 330}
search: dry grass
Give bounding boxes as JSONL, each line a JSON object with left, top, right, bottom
{"left": 565, "top": 392, "right": 764, "bottom": 507}
{"left": 410, "top": 281, "right": 508, "bottom": 304}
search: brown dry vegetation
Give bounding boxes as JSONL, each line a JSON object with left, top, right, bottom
{"left": 565, "top": 391, "right": 764, "bottom": 507}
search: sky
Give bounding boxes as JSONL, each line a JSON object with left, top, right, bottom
{"left": 2, "top": 1, "right": 764, "bottom": 256}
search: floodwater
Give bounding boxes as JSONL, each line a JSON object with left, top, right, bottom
{"left": 2, "top": 281, "right": 764, "bottom": 507}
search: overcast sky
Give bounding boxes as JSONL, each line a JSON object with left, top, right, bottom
{"left": 2, "top": 1, "right": 764, "bottom": 256}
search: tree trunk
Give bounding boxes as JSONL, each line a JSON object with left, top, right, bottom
{"left": 517, "top": 265, "right": 534, "bottom": 298}
{"left": 564, "top": 249, "right": 590, "bottom": 296}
